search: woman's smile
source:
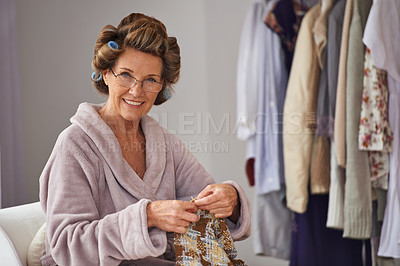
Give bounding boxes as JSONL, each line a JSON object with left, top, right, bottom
{"left": 123, "top": 98, "right": 144, "bottom": 107}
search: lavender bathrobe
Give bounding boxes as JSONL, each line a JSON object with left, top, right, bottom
{"left": 39, "top": 102, "right": 251, "bottom": 266}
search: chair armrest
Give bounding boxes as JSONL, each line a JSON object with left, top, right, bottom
{"left": 0, "top": 226, "right": 24, "bottom": 266}
{"left": 0, "top": 202, "right": 45, "bottom": 266}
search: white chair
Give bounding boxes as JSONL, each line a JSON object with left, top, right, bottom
{"left": 0, "top": 202, "right": 45, "bottom": 266}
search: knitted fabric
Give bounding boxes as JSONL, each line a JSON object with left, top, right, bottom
{"left": 174, "top": 209, "right": 245, "bottom": 266}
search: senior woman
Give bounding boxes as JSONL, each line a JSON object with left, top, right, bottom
{"left": 39, "top": 13, "right": 250, "bottom": 265}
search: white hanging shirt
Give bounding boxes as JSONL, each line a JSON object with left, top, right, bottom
{"left": 363, "top": 0, "right": 400, "bottom": 259}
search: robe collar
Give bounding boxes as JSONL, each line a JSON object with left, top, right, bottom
{"left": 70, "top": 102, "right": 167, "bottom": 201}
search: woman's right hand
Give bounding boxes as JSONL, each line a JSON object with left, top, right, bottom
{"left": 146, "top": 200, "right": 199, "bottom": 233}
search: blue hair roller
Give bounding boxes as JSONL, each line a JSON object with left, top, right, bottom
{"left": 163, "top": 88, "right": 171, "bottom": 100}
{"left": 91, "top": 71, "right": 103, "bottom": 82}
{"left": 108, "top": 41, "right": 119, "bottom": 49}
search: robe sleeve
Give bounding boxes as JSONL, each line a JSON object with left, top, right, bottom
{"left": 165, "top": 132, "right": 251, "bottom": 241}
{"left": 40, "top": 129, "right": 166, "bottom": 266}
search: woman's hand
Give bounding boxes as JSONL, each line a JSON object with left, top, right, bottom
{"left": 194, "top": 184, "right": 240, "bottom": 223}
{"left": 146, "top": 200, "right": 199, "bottom": 234}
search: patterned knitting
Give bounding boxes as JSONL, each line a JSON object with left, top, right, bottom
{"left": 174, "top": 209, "right": 246, "bottom": 266}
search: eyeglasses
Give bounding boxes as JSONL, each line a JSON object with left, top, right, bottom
{"left": 109, "top": 68, "right": 163, "bottom": 93}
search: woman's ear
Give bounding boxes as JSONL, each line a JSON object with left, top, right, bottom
{"left": 102, "top": 69, "right": 109, "bottom": 86}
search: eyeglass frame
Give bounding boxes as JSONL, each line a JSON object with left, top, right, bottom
{"left": 109, "top": 67, "right": 164, "bottom": 93}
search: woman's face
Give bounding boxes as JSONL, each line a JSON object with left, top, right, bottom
{"left": 103, "top": 48, "right": 163, "bottom": 123}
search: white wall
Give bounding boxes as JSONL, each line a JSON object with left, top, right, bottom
{"left": 16, "top": 1, "right": 288, "bottom": 265}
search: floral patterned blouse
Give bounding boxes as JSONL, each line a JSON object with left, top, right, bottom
{"left": 358, "top": 48, "right": 393, "bottom": 189}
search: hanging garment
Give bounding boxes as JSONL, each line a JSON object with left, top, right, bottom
{"left": 308, "top": 0, "right": 336, "bottom": 131}
{"left": 174, "top": 209, "right": 245, "bottom": 266}
{"left": 290, "top": 194, "right": 368, "bottom": 266}
{"left": 363, "top": 0, "right": 400, "bottom": 257}
{"left": 264, "top": 0, "right": 308, "bottom": 72}
{"left": 367, "top": 152, "right": 389, "bottom": 190}
{"left": 312, "top": 0, "right": 337, "bottom": 69}
{"left": 370, "top": 187, "right": 387, "bottom": 265}
{"left": 306, "top": 0, "right": 337, "bottom": 197}
{"left": 316, "top": 0, "right": 346, "bottom": 139}
{"left": 334, "top": 0, "right": 354, "bottom": 168}
{"left": 371, "top": 200, "right": 381, "bottom": 266}
{"left": 298, "top": 0, "right": 334, "bottom": 200}
{"left": 252, "top": 0, "right": 292, "bottom": 254}
{"left": 237, "top": 2, "right": 292, "bottom": 259}
{"left": 358, "top": 48, "right": 393, "bottom": 153}
{"left": 246, "top": 135, "right": 292, "bottom": 260}
{"left": 245, "top": 158, "right": 255, "bottom": 187}
{"left": 237, "top": 1, "right": 282, "bottom": 192}
{"left": 316, "top": 42, "right": 330, "bottom": 138}
{"left": 305, "top": 1, "right": 338, "bottom": 197}
{"left": 363, "top": 0, "right": 400, "bottom": 84}
{"left": 342, "top": 0, "right": 373, "bottom": 240}
{"left": 370, "top": 195, "right": 395, "bottom": 266}
{"left": 236, "top": 3, "right": 262, "bottom": 141}
{"left": 326, "top": 141, "right": 346, "bottom": 229}
{"left": 245, "top": 135, "right": 256, "bottom": 187}
{"left": 358, "top": 48, "right": 393, "bottom": 190}
{"left": 237, "top": 1, "right": 288, "bottom": 195}
{"left": 378, "top": 77, "right": 400, "bottom": 259}
{"left": 283, "top": 4, "right": 329, "bottom": 214}
{"left": 306, "top": 0, "right": 334, "bottom": 194}
{"left": 253, "top": 187, "right": 292, "bottom": 260}
{"left": 253, "top": 1, "right": 289, "bottom": 193}
{"left": 324, "top": 0, "right": 347, "bottom": 231}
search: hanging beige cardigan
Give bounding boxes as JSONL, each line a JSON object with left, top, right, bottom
{"left": 283, "top": 4, "right": 331, "bottom": 214}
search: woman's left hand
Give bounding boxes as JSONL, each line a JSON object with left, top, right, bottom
{"left": 194, "top": 183, "right": 240, "bottom": 223}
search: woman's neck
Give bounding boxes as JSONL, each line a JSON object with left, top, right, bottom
{"left": 98, "top": 105, "right": 143, "bottom": 141}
